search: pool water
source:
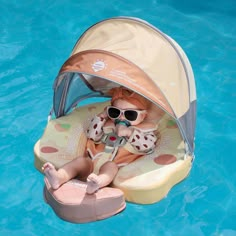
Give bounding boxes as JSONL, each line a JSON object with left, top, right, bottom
{"left": 0, "top": 0, "right": 235, "bottom": 235}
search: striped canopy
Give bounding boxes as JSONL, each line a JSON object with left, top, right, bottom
{"left": 53, "top": 17, "right": 196, "bottom": 154}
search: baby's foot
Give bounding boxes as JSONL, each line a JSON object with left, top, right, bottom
{"left": 86, "top": 173, "right": 100, "bottom": 194}
{"left": 42, "top": 162, "right": 61, "bottom": 189}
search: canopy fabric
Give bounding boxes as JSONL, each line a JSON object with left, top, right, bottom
{"left": 59, "top": 50, "right": 173, "bottom": 115}
{"left": 53, "top": 17, "right": 196, "bottom": 154}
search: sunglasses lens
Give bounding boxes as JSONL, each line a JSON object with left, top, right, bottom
{"left": 124, "top": 110, "right": 138, "bottom": 121}
{"left": 108, "top": 107, "right": 121, "bottom": 119}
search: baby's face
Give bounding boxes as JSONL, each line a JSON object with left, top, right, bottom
{"left": 112, "top": 99, "right": 147, "bottom": 126}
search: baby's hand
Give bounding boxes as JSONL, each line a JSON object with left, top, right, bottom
{"left": 116, "top": 125, "right": 133, "bottom": 138}
{"left": 98, "top": 108, "right": 108, "bottom": 119}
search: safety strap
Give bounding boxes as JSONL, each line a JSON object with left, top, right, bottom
{"left": 101, "top": 132, "right": 127, "bottom": 161}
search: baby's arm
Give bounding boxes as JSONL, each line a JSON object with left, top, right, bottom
{"left": 86, "top": 115, "right": 106, "bottom": 142}
{"left": 128, "top": 129, "right": 157, "bottom": 153}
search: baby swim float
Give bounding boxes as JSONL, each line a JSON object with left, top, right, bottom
{"left": 34, "top": 17, "right": 196, "bottom": 223}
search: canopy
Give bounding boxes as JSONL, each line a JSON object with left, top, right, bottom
{"left": 52, "top": 17, "right": 196, "bottom": 154}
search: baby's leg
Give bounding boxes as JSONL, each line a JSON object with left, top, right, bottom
{"left": 86, "top": 161, "right": 118, "bottom": 194}
{"left": 42, "top": 156, "right": 93, "bottom": 189}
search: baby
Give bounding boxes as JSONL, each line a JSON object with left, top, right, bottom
{"left": 42, "top": 87, "right": 158, "bottom": 194}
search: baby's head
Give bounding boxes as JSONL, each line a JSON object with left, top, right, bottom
{"left": 107, "top": 87, "right": 150, "bottom": 126}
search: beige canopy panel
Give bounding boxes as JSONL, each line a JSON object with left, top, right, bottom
{"left": 53, "top": 17, "right": 196, "bottom": 154}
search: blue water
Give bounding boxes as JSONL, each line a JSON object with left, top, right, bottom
{"left": 0, "top": 0, "right": 235, "bottom": 235}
